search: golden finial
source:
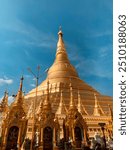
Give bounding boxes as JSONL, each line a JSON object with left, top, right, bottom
{"left": 19, "top": 76, "right": 24, "bottom": 91}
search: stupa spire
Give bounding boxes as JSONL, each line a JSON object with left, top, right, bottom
{"left": 54, "top": 27, "right": 70, "bottom": 63}
{"left": 0, "top": 91, "right": 8, "bottom": 112}
{"left": 93, "top": 94, "right": 105, "bottom": 116}
{"left": 93, "top": 93, "right": 101, "bottom": 116}
{"left": 56, "top": 27, "right": 66, "bottom": 53}
{"left": 15, "top": 76, "right": 24, "bottom": 105}
{"left": 43, "top": 80, "right": 51, "bottom": 112}
{"left": 56, "top": 90, "right": 67, "bottom": 115}
{"left": 77, "top": 90, "right": 81, "bottom": 111}
{"left": 69, "top": 82, "right": 76, "bottom": 110}
{"left": 19, "top": 76, "right": 24, "bottom": 91}
{"left": 2, "top": 91, "right": 8, "bottom": 105}
{"left": 77, "top": 90, "right": 88, "bottom": 115}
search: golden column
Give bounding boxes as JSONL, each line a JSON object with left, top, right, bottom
{"left": 2, "top": 127, "right": 8, "bottom": 150}
{"left": 17, "top": 126, "right": 22, "bottom": 150}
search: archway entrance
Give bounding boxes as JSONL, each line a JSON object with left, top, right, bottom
{"left": 74, "top": 126, "right": 82, "bottom": 148}
{"left": 6, "top": 126, "right": 19, "bottom": 150}
{"left": 43, "top": 126, "right": 53, "bottom": 150}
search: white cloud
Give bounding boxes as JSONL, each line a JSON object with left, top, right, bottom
{"left": 0, "top": 78, "right": 13, "bottom": 86}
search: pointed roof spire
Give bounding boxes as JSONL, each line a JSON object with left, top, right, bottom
{"left": 56, "top": 90, "right": 67, "bottom": 115}
{"left": 2, "top": 90, "right": 8, "bottom": 104}
{"left": 55, "top": 27, "right": 69, "bottom": 61}
{"left": 16, "top": 76, "right": 24, "bottom": 104}
{"left": 12, "top": 76, "right": 24, "bottom": 107}
{"left": 77, "top": 90, "right": 81, "bottom": 111}
{"left": 43, "top": 80, "right": 51, "bottom": 112}
{"left": 69, "top": 82, "right": 76, "bottom": 110}
{"left": 93, "top": 93, "right": 101, "bottom": 116}
{"left": 57, "top": 27, "right": 65, "bottom": 52}
{"left": 0, "top": 91, "right": 8, "bottom": 111}
{"left": 19, "top": 76, "right": 24, "bottom": 91}
{"left": 93, "top": 93, "right": 105, "bottom": 116}
{"left": 77, "top": 90, "right": 88, "bottom": 115}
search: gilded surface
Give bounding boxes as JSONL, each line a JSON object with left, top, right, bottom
{"left": 0, "top": 29, "right": 113, "bottom": 149}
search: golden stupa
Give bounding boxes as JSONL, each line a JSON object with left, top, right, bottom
{"left": 0, "top": 28, "right": 113, "bottom": 150}
{"left": 25, "top": 29, "right": 112, "bottom": 113}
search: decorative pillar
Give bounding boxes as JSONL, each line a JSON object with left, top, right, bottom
{"left": 72, "top": 127, "right": 75, "bottom": 143}
{"left": 38, "top": 128, "right": 43, "bottom": 150}
{"left": 2, "top": 127, "right": 8, "bottom": 149}
{"left": 83, "top": 128, "right": 87, "bottom": 144}
{"left": 53, "top": 127, "right": 56, "bottom": 146}
{"left": 18, "top": 126, "right": 22, "bottom": 150}
{"left": 40, "top": 128, "right": 43, "bottom": 144}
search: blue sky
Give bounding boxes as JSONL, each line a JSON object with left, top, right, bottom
{"left": 0, "top": 0, "right": 113, "bottom": 102}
